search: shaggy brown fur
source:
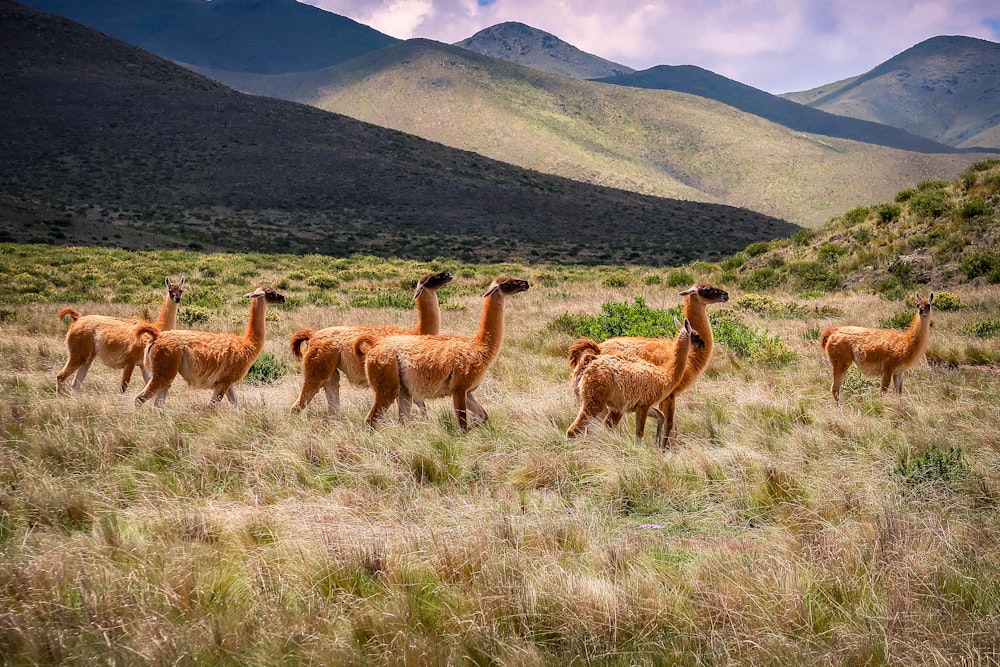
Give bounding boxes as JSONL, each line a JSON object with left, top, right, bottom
{"left": 289, "top": 271, "right": 453, "bottom": 414}
{"left": 598, "top": 284, "right": 728, "bottom": 445}
{"left": 134, "top": 287, "right": 285, "bottom": 408}
{"left": 56, "top": 276, "right": 186, "bottom": 394}
{"left": 358, "top": 276, "right": 530, "bottom": 430}
{"left": 820, "top": 293, "right": 933, "bottom": 402}
{"left": 567, "top": 319, "right": 705, "bottom": 443}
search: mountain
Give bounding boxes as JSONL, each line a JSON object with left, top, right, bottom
{"left": 593, "top": 64, "right": 971, "bottom": 155}
{"left": 18, "top": 0, "right": 399, "bottom": 73}
{"left": 454, "top": 21, "right": 633, "bottom": 79}
{"left": 0, "top": 0, "right": 798, "bottom": 265}
{"left": 201, "top": 38, "right": 994, "bottom": 227}
{"left": 782, "top": 36, "right": 1000, "bottom": 149}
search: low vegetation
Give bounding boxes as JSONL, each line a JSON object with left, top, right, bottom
{"left": 2, "top": 233, "right": 999, "bottom": 664}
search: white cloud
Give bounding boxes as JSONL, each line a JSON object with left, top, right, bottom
{"left": 305, "top": 0, "right": 1000, "bottom": 93}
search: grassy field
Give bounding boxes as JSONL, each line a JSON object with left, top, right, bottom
{"left": 2, "top": 244, "right": 999, "bottom": 665}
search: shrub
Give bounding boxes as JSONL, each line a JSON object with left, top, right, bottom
{"left": 908, "top": 186, "right": 950, "bottom": 219}
{"left": 552, "top": 297, "right": 681, "bottom": 341}
{"left": 709, "top": 310, "right": 796, "bottom": 366}
{"left": 790, "top": 229, "right": 815, "bottom": 246}
{"left": 818, "top": 243, "right": 847, "bottom": 264}
{"left": 306, "top": 273, "right": 340, "bottom": 289}
{"left": 741, "top": 268, "right": 782, "bottom": 291}
{"left": 602, "top": 272, "right": 631, "bottom": 288}
{"left": 720, "top": 253, "right": 748, "bottom": 270}
{"left": 732, "top": 294, "right": 806, "bottom": 319}
{"left": 875, "top": 203, "right": 901, "bottom": 224}
{"left": 879, "top": 311, "right": 914, "bottom": 330}
{"left": 789, "top": 261, "right": 841, "bottom": 292}
{"left": 244, "top": 352, "right": 288, "bottom": 385}
{"left": 893, "top": 445, "right": 968, "bottom": 488}
{"left": 178, "top": 305, "right": 212, "bottom": 326}
{"left": 745, "top": 241, "right": 772, "bottom": 257}
{"left": 930, "top": 291, "right": 963, "bottom": 311}
{"left": 894, "top": 189, "right": 916, "bottom": 203}
{"left": 349, "top": 290, "right": 414, "bottom": 309}
{"left": 960, "top": 252, "right": 1000, "bottom": 283}
{"left": 665, "top": 271, "right": 694, "bottom": 287}
{"left": 962, "top": 320, "right": 1000, "bottom": 339}
{"left": 841, "top": 206, "right": 870, "bottom": 227}
{"left": 960, "top": 198, "right": 989, "bottom": 219}
{"left": 642, "top": 274, "right": 662, "bottom": 285}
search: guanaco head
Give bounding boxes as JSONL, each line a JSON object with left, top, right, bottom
{"left": 679, "top": 284, "right": 729, "bottom": 304}
{"left": 915, "top": 292, "right": 934, "bottom": 317}
{"left": 413, "top": 271, "right": 453, "bottom": 299}
{"left": 483, "top": 276, "right": 530, "bottom": 297}
{"left": 165, "top": 276, "right": 186, "bottom": 303}
{"left": 674, "top": 317, "right": 707, "bottom": 350}
{"left": 244, "top": 287, "right": 286, "bottom": 305}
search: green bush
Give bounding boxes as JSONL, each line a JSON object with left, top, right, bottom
{"left": 962, "top": 320, "right": 1000, "bottom": 339}
{"left": 908, "top": 186, "right": 950, "bottom": 219}
{"left": 960, "top": 198, "right": 989, "bottom": 219}
{"left": 790, "top": 229, "right": 815, "bottom": 246}
{"left": 349, "top": 290, "right": 414, "bottom": 309}
{"left": 818, "top": 243, "right": 847, "bottom": 264}
{"left": 745, "top": 242, "right": 772, "bottom": 257}
{"left": 960, "top": 252, "right": 1000, "bottom": 282}
{"left": 741, "top": 268, "right": 782, "bottom": 291}
{"left": 875, "top": 203, "right": 901, "bottom": 224}
{"left": 178, "top": 305, "right": 212, "bottom": 326}
{"left": 709, "top": 310, "right": 796, "bottom": 366}
{"left": 306, "top": 273, "right": 340, "bottom": 289}
{"left": 665, "top": 271, "right": 694, "bottom": 287}
{"left": 930, "top": 291, "right": 963, "bottom": 311}
{"left": 894, "top": 189, "right": 916, "bottom": 203}
{"left": 879, "top": 311, "right": 914, "bottom": 330}
{"left": 893, "top": 445, "right": 968, "bottom": 487}
{"left": 732, "top": 294, "right": 807, "bottom": 319}
{"left": 244, "top": 352, "right": 288, "bottom": 386}
{"left": 841, "top": 206, "right": 870, "bottom": 227}
{"left": 788, "top": 261, "right": 841, "bottom": 292}
{"left": 602, "top": 272, "right": 631, "bottom": 288}
{"left": 552, "top": 297, "right": 681, "bottom": 341}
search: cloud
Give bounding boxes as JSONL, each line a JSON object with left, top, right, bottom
{"left": 306, "top": 0, "right": 1000, "bottom": 92}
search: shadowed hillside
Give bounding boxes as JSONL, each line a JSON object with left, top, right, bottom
{"left": 19, "top": 0, "right": 400, "bottom": 73}
{"left": 783, "top": 36, "right": 1000, "bottom": 149}
{"left": 209, "top": 38, "right": 993, "bottom": 227}
{"left": 0, "top": 0, "right": 798, "bottom": 265}
{"left": 455, "top": 21, "right": 634, "bottom": 79}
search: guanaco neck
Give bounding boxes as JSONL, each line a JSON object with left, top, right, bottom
{"left": 904, "top": 311, "right": 931, "bottom": 361}
{"left": 474, "top": 292, "right": 506, "bottom": 356}
{"left": 668, "top": 332, "right": 691, "bottom": 383}
{"left": 153, "top": 292, "right": 179, "bottom": 331}
{"left": 412, "top": 289, "right": 441, "bottom": 335}
{"left": 679, "top": 297, "right": 712, "bottom": 388}
{"left": 244, "top": 297, "right": 269, "bottom": 350}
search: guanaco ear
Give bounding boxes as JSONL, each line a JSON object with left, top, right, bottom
{"left": 244, "top": 288, "right": 265, "bottom": 299}
{"left": 678, "top": 286, "right": 696, "bottom": 296}
{"left": 684, "top": 318, "right": 692, "bottom": 333}
{"left": 413, "top": 285, "right": 424, "bottom": 300}
{"left": 483, "top": 283, "right": 500, "bottom": 297}
{"left": 178, "top": 276, "right": 186, "bottom": 287}
{"left": 928, "top": 292, "right": 934, "bottom": 304}
{"left": 164, "top": 276, "right": 170, "bottom": 288}
{"left": 673, "top": 317, "right": 681, "bottom": 329}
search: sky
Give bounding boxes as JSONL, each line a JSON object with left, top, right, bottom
{"left": 302, "top": 0, "right": 1000, "bottom": 94}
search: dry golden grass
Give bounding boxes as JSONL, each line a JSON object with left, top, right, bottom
{"left": 2, "top": 267, "right": 999, "bottom": 665}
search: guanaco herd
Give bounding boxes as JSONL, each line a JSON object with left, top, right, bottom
{"left": 56, "top": 274, "right": 935, "bottom": 448}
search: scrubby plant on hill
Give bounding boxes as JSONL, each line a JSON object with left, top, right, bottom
{"left": 725, "top": 159, "right": 1000, "bottom": 294}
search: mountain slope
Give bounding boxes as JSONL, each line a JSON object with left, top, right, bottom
{"left": 205, "top": 38, "right": 993, "bottom": 227}
{"left": 594, "top": 64, "right": 969, "bottom": 154}
{"left": 782, "top": 36, "right": 1000, "bottom": 149}
{"left": 454, "top": 21, "right": 633, "bottom": 79}
{"left": 19, "top": 0, "right": 399, "bottom": 73}
{"left": 0, "top": 0, "right": 798, "bottom": 265}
